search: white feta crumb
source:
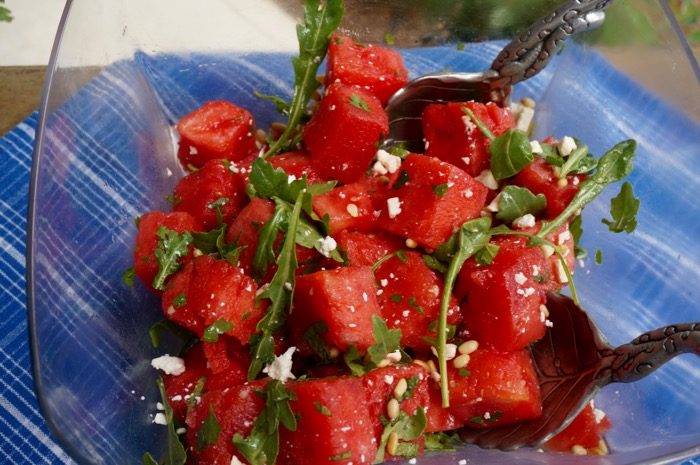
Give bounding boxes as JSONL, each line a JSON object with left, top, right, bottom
{"left": 387, "top": 197, "right": 402, "bottom": 218}
{"left": 558, "top": 136, "right": 577, "bottom": 157}
{"left": 461, "top": 156, "right": 471, "bottom": 165}
{"left": 512, "top": 213, "right": 536, "bottom": 229}
{"left": 262, "top": 346, "right": 297, "bottom": 383}
{"left": 461, "top": 115, "right": 477, "bottom": 132}
{"left": 386, "top": 350, "right": 402, "bottom": 363}
{"left": 156, "top": 402, "right": 164, "bottom": 411}
{"left": 409, "top": 459, "right": 417, "bottom": 465}
{"left": 555, "top": 260, "right": 569, "bottom": 283}
{"left": 483, "top": 411, "right": 491, "bottom": 420}
{"left": 514, "top": 272, "right": 527, "bottom": 285}
{"left": 176, "top": 427, "right": 186, "bottom": 435}
{"left": 558, "top": 230, "right": 572, "bottom": 245}
{"left": 545, "top": 319, "right": 554, "bottom": 328}
{"left": 475, "top": 169, "right": 498, "bottom": 190}
{"left": 523, "top": 287, "right": 536, "bottom": 297}
{"left": 372, "top": 160, "right": 388, "bottom": 175}
{"left": 375, "top": 149, "right": 402, "bottom": 174}
{"left": 231, "top": 455, "right": 245, "bottom": 465}
{"left": 284, "top": 282, "right": 293, "bottom": 291}
{"left": 153, "top": 413, "right": 167, "bottom": 425}
{"left": 429, "top": 285, "right": 440, "bottom": 296}
{"left": 380, "top": 278, "right": 388, "bottom": 287}
{"left": 402, "top": 310, "right": 410, "bottom": 317}
{"left": 287, "top": 174, "right": 297, "bottom": 184}
{"left": 593, "top": 408, "right": 607, "bottom": 423}
{"left": 516, "top": 106, "right": 535, "bottom": 132}
{"left": 189, "top": 146, "right": 198, "bottom": 155}
{"left": 431, "top": 343, "right": 457, "bottom": 360}
{"left": 485, "top": 194, "right": 501, "bottom": 213}
{"left": 384, "top": 375, "right": 395, "bottom": 385}
{"left": 151, "top": 355, "right": 186, "bottom": 376}
{"left": 316, "top": 236, "right": 338, "bottom": 258}
{"left": 530, "top": 140, "right": 543, "bottom": 154}
{"left": 362, "top": 292, "right": 368, "bottom": 302}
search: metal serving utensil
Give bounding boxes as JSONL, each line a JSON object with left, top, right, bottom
{"left": 385, "top": 0, "right": 613, "bottom": 151}
{"left": 460, "top": 292, "right": 700, "bottom": 450}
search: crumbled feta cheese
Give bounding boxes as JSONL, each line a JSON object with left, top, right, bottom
{"left": 475, "top": 170, "right": 498, "bottom": 190}
{"left": 189, "top": 146, "right": 198, "bottom": 156}
{"left": 429, "top": 285, "right": 440, "bottom": 296}
{"left": 384, "top": 375, "right": 395, "bottom": 385}
{"left": 461, "top": 156, "right": 471, "bottom": 165}
{"left": 540, "top": 244, "right": 555, "bottom": 258}
{"left": 593, "top": 408, "right": 607, "bottom": 423}
{"left": 461, "top": 115, "right": 477, "bottom": 132}
{"left": 515, "top": 106, "right": 535, "bottom": 132}
{"left": 375, "top": 149, "right": 402, "bottom": 174}
{"left": 483, "top": 411, "right": 491, "bottom": 420}
{"left": 176, "top": 427, "right": 186, "bottom": 435}
{"left": 316, "top": 236, "right": 338, "bottom": 258}
{"left": 231, "top": 455, "right": 245, "bottom": 465}
{"left": 386, "top": 350, "right": 402, "bottom": 363}
{"left": 262, "top": 346, "right": 297, "bottom": 383}
{"left": 287, "top": 174, "right": 297, "bottom": 184}
{"left": 409, "top": 459, "right": 417, "bottom": 465}
{"left": 530, "top": 140, "right": 543, "bottom": 154}
{"left": 514, "top": 272, "right": 527, "bottom": 285}
{"left": 558, "top": 136, "right": 577, "bottom": 157}
{"left": 485, "top": 194, "right": 501, "bottom": 213}
{"left": 431, "top": 343, "right": 457, "bottom": 360}
{"left": 151, "top": 355, "right": 186, "bottom": 376}
{"left": 380, "top": 278, "right": 388, "bottom": 287}
{"left": 555, "top": 260, "right": 569, "bottom": 283}
{"left": 153, "top": 413, "right": 167, "bottom": 425}
{"left": 512, "top": 213, "right": 536, "bottom": 229}
{"left": 387, "top": 197, "right": 402, "bottom": 218}
{"left": 545, "top": 319, "right": 554, "bottom": 328}
{"left": 558, "top": 230, "right": 572, "bottom": 245}
{"left": 362, "top": 292, "right": 368, "bottom": 302}
{"left": 372, "top": 160, "right": 388, "bottom": 175}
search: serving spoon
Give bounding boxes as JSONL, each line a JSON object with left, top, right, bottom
{"left": 459, "top": 292, "right": 700, "bottom": 450}
{"left": 385, "top": 0, "right": 613, "bottom": 151}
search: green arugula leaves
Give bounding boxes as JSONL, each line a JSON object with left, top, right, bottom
{"left": 263, "top": 0, "right": 344, "bottom": 158}
{"left": 602, "top": 181, "right": 639, "bottom": 233}
{"left": 152, "top": 227, "right": 193, "bottom": 291}
{"left": 233, "top": 381, "right": 297, "bottom": 465}
{"left": 366, "top": 315, "right": 403, "bottom": 366}
{"left": 373, "top": 407, "right": 427, "bottom": 463}
{"left": 142, "top": 378, "right": 187, "bottom": 465}
{"left": 197, "top": 406, "right": 221, "bottom": 452}
{"left": 495, "top": 185, "right": 547, "bottom": 223}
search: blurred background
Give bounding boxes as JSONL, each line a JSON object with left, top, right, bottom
{"left": 0, "top": 0, "right": 698, "bottom": 134}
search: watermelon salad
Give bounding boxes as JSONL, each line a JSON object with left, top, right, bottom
{"left": 132, "top": 1, "right": 638, "bottom": 464}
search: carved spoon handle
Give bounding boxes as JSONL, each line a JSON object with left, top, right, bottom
{"left": 606, "top": 323, "right": 700, "bottom": 383}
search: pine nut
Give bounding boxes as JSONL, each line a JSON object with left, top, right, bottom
{"left": 521, "top": 97, "right": 536, "bottom": 109}
{"left": 255, "top": 129, "right": 267, "bottom": 144}
{"left": 387, "top": 398, "right": 400, "bottom": 420}
{"left": 557, "top": 177, "right": 568, "bottom": 188}
{"left": 405, "top": 238, "right": 418, "bottom": 248}
{"left": 427, "top": 359, "right": 437, "bottom": 374}
{"left": 597, "top": 439, "right": 609, "bottom": 455}
{"left": 453, "top": 353, "right": 470, "bottom": 369}
{"left": 393, "top": 378, "right": 407, "bottom": 399}
{"left": 386, "top": 432, "right": 399, "bottom": 456}
{"left": 329, "top": 347, "right": 340, "bottom": 359}
{"left": 458, "top": 340, "right": 479, "bottom": 355}
{"left": 571, "top": 445, "right": 587, "bottom": 455}
{"left": 377, "top": 358, "right": 392, "bottom": 368}
{"left": 539, "top": 304, "right": 550, "bottom": 318}
{"left": 346, "top": 203, "right": 359, "bottom": 218}
{"left": 412, "top": 360, "right": 429, "bottom": 371}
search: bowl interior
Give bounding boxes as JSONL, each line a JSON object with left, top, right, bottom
{"left": 28, "top": 1, "right": 700, "bottom": 464}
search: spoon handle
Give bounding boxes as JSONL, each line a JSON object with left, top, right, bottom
{"left": 606, "top": 323, "right": 700, "bottom": 383}
{"left": 491, "top": 0, "right": 612, "bottom": 87}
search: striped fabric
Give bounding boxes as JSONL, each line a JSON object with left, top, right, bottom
{"left": 2, "top": 44, "right": 699, "bottom": 465}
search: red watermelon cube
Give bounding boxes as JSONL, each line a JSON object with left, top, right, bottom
{"left": 377, "top": 154, "right": 488, "bottom": 249}
{"left": 512, "top": 157, "right": 585, "bottom": 218}
{"left": 312, "top": 182, "right": 375, "bottom": 235}
{"left": 303, "top": 83, "right": 389, "bottom": 184}
{"left": 335, "top": 230, "right": 403, "bottom": 266}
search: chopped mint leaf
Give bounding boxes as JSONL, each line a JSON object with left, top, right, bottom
{"left": 432, "top": 183, "right": 449, "bottom": 198}
{"left": 595, "top": 249, "right": 603, "bottom": 265}
{"left": 173, "top": 293, "right": 187, "bottom": 308}
{"left": 314, "top": 400, "right": 333, "bottom": 417}
{"left": 422, "top": 254, "right": 447, "bottom": 274}
{"left": 202, "top": 319, "right": 233, "bottom": 343}
{"left": 384, "top": 32, "right": 395, "bottom": 45}
{"left": 350, "top": 93, "right": 371, "bottom": 112}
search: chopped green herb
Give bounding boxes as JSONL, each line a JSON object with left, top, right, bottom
{"left": 384, "top": 32, "right": 395, "bottom": 45}
{"left": 208, "top": 197, "right": 230, "bottom": 226}
{"left": 432, "top": 183, "right": 449, "bottom": 198}
{"left": 263, "top": 0, "right": 344, "bottom": 158}
{"left": 557, "top": 143, "right": 590, "bottom": 179}
{"left": 152, "top": 226, "right": 193, "bottom": 291}
{"left": 233, "top": 381, "right": 297, "bottom": 465}
{"left": 389, "top": 293, "right": 403, "bottom": 303}
{"left": 202, "top": 319, "right": 233, "bottom": 343}
{"left": 389, "top": 146, "right": 410, "bottom": 159}
{"left": 456, "top": 42, "right": 465, "bottom": 51}
{"left": 350, "top": 93, "right": 371, "bottom": 112}
{"left": 173, "top": 293, "right": 187, "bottom": 308}
{"left": 142, "top": 378, "right": 187, "bottom": 465}
{"left": 495, "top": 185, "right": 547, "bottom": 223}
{"left": 424, "top": 431, "right": 464, "bottom": 451}
{"left": 254, "top": 91, "right": 291, "bottom": 115}
{"left": 343, "top": 344, "right": 367, "bottom": 376}
{"left": 569, "top": 214, "right": 586, "bottom": 259}
{"left": 399, "top": 376, "right": 420, "bottom": 402}
{"left": 393, "top": 169, "right": 410, "bottom": 189}
{"left": 458, "top": 368, "right": 471, "bottom": 377}
{"left": 185, "top": 377, "right": 206, "bottom": 417}
{"left": 406, "top": 297, "right": 426, "bottom": 315}
{"left": 475, "top": 243, "right": 500, "bottom": 265}
{"left": 314, "top": 400, "right": 333, "bottom": 417}
{"left": 302, "top": 322, "right": 332, "bottom": 362}
{"left": 329, "top": 451, "right": 352, "bottom": 460}
{"left": 374, "top": 408, "right": 426, "bottom": 463}
{"left": 488, "top": 128, "right": 534, "bottom": 180}
{"left": 371, "top": 249, "right": 408, "bottom": 272}
{"left": 422, "top": 254, "right": 447, "bottom": 274}
{"left": 469, "top": 411, "right": 503, "bottom": 425}
{"left": 197, "top": 406, "right": 221, "bottom": 452}
{"left": 602, "top": 181, "right": 639, "bottom": 233}
{"left": 595, "top": 249, "right": 603, "bottom": 265}
{"left": 165, "top": 194, "right": 182, "bottom": 207}
{"left": 122, "top": 266, "right": 135, "bottom": 286}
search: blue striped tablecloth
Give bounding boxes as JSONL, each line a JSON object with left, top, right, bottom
{"left": 2, "top": 43, "right": 699, "bottom": 465}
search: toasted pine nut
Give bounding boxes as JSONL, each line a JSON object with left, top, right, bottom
{"left": 393, "top": 378, "right": 407, "bottom": 399}
{"left": 255, "top": 129, "right": 267, "bottom": 144}
{"left": 453, "top": 353, "right": 470, "bottom": 369}
{"left": 387, "top": 398, "right": 400, "bottom": 420}
{"left": 521, "top": 97, "right": 536, "bottom": 109}
{"left": 571, "top": 445, "right": 587, "bottom": 455}
{"left": 458, "top": 340, "right": 479, "bottom": 355}
{"left": 386, "top": 432, "right": 399, "bottom": 456}
{"left": 405, "top": 238, "right": 418, "bottom": 249}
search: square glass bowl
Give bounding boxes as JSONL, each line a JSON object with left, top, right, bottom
{"left": 28, "top": 1, "right": 700, "bottom": 464}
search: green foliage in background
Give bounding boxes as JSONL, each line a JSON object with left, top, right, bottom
{"left": 0, "top": 0, "right": 12, "bottom": 23}
{"left": 671, "top": 0, "right": 700, "bottom": 44}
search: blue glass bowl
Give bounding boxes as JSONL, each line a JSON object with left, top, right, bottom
{"left": 28, "top": 1, "right": 700, "bottom": 464}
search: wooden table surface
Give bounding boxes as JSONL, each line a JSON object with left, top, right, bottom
{"left": 0, "top": 66, "right": 46, "bottom": 136}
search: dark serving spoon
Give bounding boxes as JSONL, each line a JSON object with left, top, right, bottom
{"left": 385, "top": 0, "right": 613, "bottom": 151}
{"left": 460, "top": 292, "right": 700, "bottom": 450}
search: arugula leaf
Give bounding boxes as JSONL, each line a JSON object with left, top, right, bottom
{"left": 208, "top": 197, "right": 230, "bottom": 226}
{"left": 595, "top": 249, "right": 603, "bottom": 264}
{"left": 557, "top": 143, "right": 589, "bottom": 178}
{"left": 197, "top": 406, "right": 221, "bottom": 452}
{"left": 366, "top": 315, "right": 403, "bottom": 366}
{"left": 350, "top": 93, "right": 371, "bottom": 112}
{"left": 602, "top": 181, "right": 639, "bottom": 233}
{"left": 233, "top": 381, "right": 297, "bottom": 465}
{"left": 192, "top": 225, "right": 225, "bottom": 255}
{"left": 436, "top": 217, "right": 492, "bottom": 407}
{"left": 248, "top": 192, "right": 304, "bottom": 380}
{"left": 314, "top": 401, "right": 333, "bottom": 417}
{"left": 495, "top": 185, "right": 547, "bottom": 223}
{"left": 432, "top": 183, "right": 449, "bottom": 198}
{"left": 424, "top": 431, "right": 464, "bottom": 451}
{"left": 263, "top": 0, "right": 344, "bottom": 158}
{"left": 254, "top": 91, "right": 291, "bottom": 115}
{"left": 422, "top": 254, "right": 447, "bottom": 274}
{"left": 488, "top": 129, "right": 534, "bottom": 180}
{"left": 302, "top": 322, "right": 332, "bottom": 362}
{"left": 462, "top": 107, "right": 532, "bottom": 180}
{"left": 152, "top": 226, "right": 193, "bottom": 291}
{"left": 371, "top": 249, "right": 407, "bottom": 272}
{"left": 252, "top": 206, "right": 287, "bottom": 280}
{"left": 142, "top": 453, "right": 159, "bottom": 465}
{"left": 343, "top": 345, "right": 367, "bottom": 376}
{"left": 202, "top": 319, "right": 233, "bottom": 343}
{"left": 374, "top": 408, "right": 427, "bottom": 463}
{"left": 537, "top": 140, "right": 636, "bottom": 238}
{"left": 0, "top": 2, "right": 13, "bottom": 23}
{"left": 122, "top": 266, "right": 135, "bottom": 286}
{"left": 145, "top": 377, "right": 187, "bottom": 465}
{"left": 475, "top": 242, "right": 500, "bottom": 265}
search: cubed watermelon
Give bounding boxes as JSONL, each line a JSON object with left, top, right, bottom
{"left": 173, "top": 159, "right": 247, "bottom": 230}
{"left": 280, "top": 377, "right": 378, "bottom": 465}
{"left": 422, "top": 101, "right": 514, "bottom": 177}
{"left": 177, "top": 100, "right": 258, "bottom": 169}
{"left": 456, "top": 236, "right": 547, "bottom": 352}
{"left": 335, "top": 230, "right": 403, "bottom": 266}
{"left": 378, "top": 154, "right": 488, "bottom": 249}
{"left": 225, "top": 197, "right": 276, "bottom": 275}
{"left": 291, "top": 266, "right": 381, "bottom": 352}
{"left": 312, "top": 182, "right": 375, "bottom": 235}
{"left": 268, "top": 150, "right": 324, "bottom": 184}
{"left": 544, "top": 402, "right": 611, "bottom": 453}
{"left": 303, "top": 83, "right": 389, "bottom": 184}
{"left": 512, "top": 157, "right": 585, "bottom": 218}
{"left": 327, "top": 34, "right": 409, "bottom": 105}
